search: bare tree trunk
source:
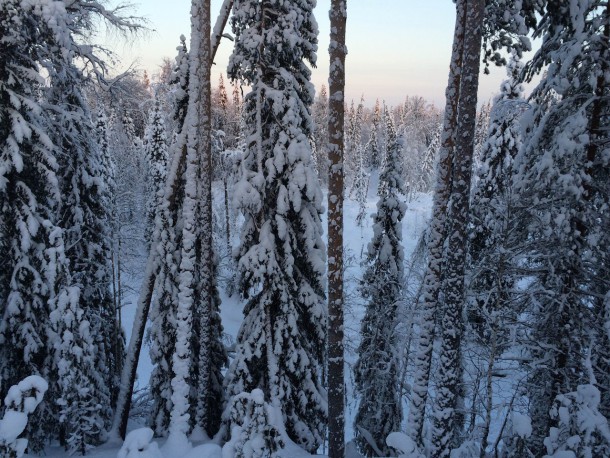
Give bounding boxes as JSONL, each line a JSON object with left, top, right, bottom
{"left": 110, "top": 247, "right": 159, "bottom": 441}
{"left": 327, "top": 1, "right": 347, "bottom": 457}
{"left": 407, "top": 0, "right": 466, "bottom": 447}
{"left": 480, "top": 324, "right": 498, "bottom": 458}
{"left": 211, "top": 0, "right": 233, "bottom": 66}
{"left": 117, "top": 236, "right": 123, "bottom": 330}
{"left": 194, "top": 0, "right": 214, "bottom": 434}
{"left": 430, "top": 0, "right": 484, "bottom": 456}
{"left": 224, "top": 178, "right": 231, "bottom": 253}
{"left": 110, "top": 1, "right": 233, "bottom": 440}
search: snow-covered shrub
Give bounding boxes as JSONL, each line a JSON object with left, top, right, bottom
{"left": 386, "top": 431, "right": 425, "bottom": 458}
{"left": 222, "top": 390, "right": 284, "bottom": 458}
{"left": 0, "top": 376, "right": 48, "bottom": 458}
{"left": 501, "top": 412, "right": 533, "bottom": 456}
{"left": 450, "top": 440, "right": 480, "bottom": 458}
{"left": 118, "top": 428, "right": 163, "bottom": 458}
{"left": 543, "top": 385, "right": 610, "bottom": 458}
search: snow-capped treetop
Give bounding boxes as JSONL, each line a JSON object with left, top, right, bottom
{"left": 170, "top": 35, "right": 190, "bottom": 130}
{"left": 228, "top": 0, "right": 318, "bottom": 112}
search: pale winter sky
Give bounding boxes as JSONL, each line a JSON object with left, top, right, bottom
{"left": 102, "top": 0, "right": 516, "bottom": 107}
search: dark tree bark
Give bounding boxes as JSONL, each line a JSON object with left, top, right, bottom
{"left": 327, "top": 1, "right": 347, "bottom": 457}
{"left": 430, "top": 0, "right": 485, "bottom": 456}
{"left": 192, "top": 0, "right": 218, "bottom": 436}
{"left": 407, "top": 0, "right": 466, "bottom": 447}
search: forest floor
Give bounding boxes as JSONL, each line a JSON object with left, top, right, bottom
{"left": 27, "top": 186, "right": 433, "bottom": 458}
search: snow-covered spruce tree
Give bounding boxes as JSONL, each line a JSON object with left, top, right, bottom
{"left": 94, "top": 109, "right": 124, "bottom": 410}
{"left": 212, "top": 74, "right": 235, "bottom": 254}
{"left": 354, "top": 111, "right": 406, "bottom": 458}
{"left": 416, "top": 125, "right": 440, "bottom": 194}
{"left": 0, "top": 0, "right": 138, "bottom": 449}
{"left": 144, "top": 97, "right": 169, "bottom": 245}
{"left": 0, "top": 375, "right": 48, "bottom": 458}
{"left": 347, "top": 96, "right": 365, "bottom": 194}
{"left": 223, "top": 0, "right": 327, "bottom": 452}
{"left": 110, "top": 107, "right": 148, "bottom": 270}
{"left": 51, "top": 284, "right": 103, "bottom": 455}
{"left": 368, "top": 99, "right": 382, "bottom": 170}
{"left": 542, "top": 385, "right": 610, "bottom": 458}
{"left": 148, "top": 193, "right": 181, "bottom": 436}
{"left": 513, "top": 2, "right": 610, "bottom": 453}
{"left": 223, "top": 81, "right": 243, "bottom": 152}
{"left": 0, "top": 2, "right": 77, "bottom": 450}
{"left": 353, "top": 144, "right": 370, "bottom": 228}
{"left": 13, "top": 1, "right": 138, "bottom": 450}
{"left": 213, "top": 73, "right": 229, "bottom": 133}
{"left": 467, "top": 56, "right": 525, "bottom": 335}
{"left": 472, "top": 100, "right": 491, "bottom": 166}
{"left": 223, "top": 390, "right": 284, "bottom": 457}
{"left": 96, "top": 110, "right": 123, "bottom": 329}
{"left": 311, "top": 84, "right": 329, "bottom": 183}
{"left": 0, "top": 0, "right": 59, "bottom": 399}
{"left": 170, "top": 35, "right": 190, "bottom": 136}
{"left": 46, "top": 3, "right": 140, "bottom": 446}
{"left": 114, "top": 4, "right": 236, "bottom": 439}
{"left": 48, "top": 75, "right": 118, "bottom": 447}
{"left": 465, "top": 55, "right": 526, "bottom": 455}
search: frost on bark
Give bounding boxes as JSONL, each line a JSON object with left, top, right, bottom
{"left": 112, "top": 0, "right": 233, "bottom": 439}
{"left": 327, "top": 1, "right": 347, "bottom": 457}
{"left": 407, "top": 0, "right": 466, "bottom": 447}
{"left": 166, "top": 0, "right": 227, "bottom": 445}
{"left": 430, "top": 1, "right": 484, "bottom": 456}
{"left": 190, "top": 0, "right": 227, "bottom": 439}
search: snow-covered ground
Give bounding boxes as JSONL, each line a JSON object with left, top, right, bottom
{"left": 25, "top": 188, "right": 432, "bottom": 458}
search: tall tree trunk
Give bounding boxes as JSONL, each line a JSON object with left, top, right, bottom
{"left": 224, "top": 179, "right": 231, "bottom": 253}
{"left": 110, "top": 1, "right": 233, "bottom": 440}
{"left": 211, "top": 0, "right": 233, "bottom": 66}
{"left": 110, "top": 247, "right": 159, "bottom": 441}
{"left": 327, "top": 1, "right": 347, "bottom": 457}
{"left": 480, "top": 323, "right": 498, "bottom": 458}
{"left": 407, "top": 0, "right": 466, "bottom": 447}
{"left": 193, "top": 0, "right": 214, "bottom": 435}
{"left": 430, "top": 0, "right": 484, "bottom": 456}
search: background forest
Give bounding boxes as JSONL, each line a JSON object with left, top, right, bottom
{"left": 0, "top": 0, "right": 609, "bottom": 458}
